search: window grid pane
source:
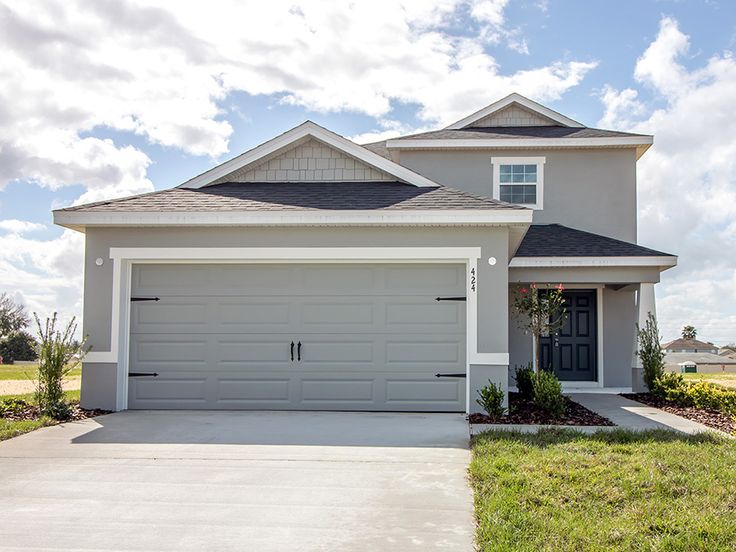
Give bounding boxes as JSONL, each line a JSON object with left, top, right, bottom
{"left": 498, "top": 163, "right": 538, "bottom": 205}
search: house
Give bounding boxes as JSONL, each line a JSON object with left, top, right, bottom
{"left": 718, "top": 345, "right": 736, "bottom": 358}
{"left": 664, "top": 352, "right": 736, "bottom": 374}
{"left": 53, "top": 93, "right": 677, "bottom": 413}
{"left": 662, "top": 338, "right": 718, "bottom": 354}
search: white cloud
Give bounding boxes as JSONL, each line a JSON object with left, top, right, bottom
{"left": 0, "top": 219, "right": 45, "bottom": 234}
{"left": 0, "top": 0, "right": 597, "bottom": 332}
{"left": 600, "top": 16, "right": 736, "bottom": 344}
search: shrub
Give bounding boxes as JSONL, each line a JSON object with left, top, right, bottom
{"left": 656, "top": 372, "right": 736, "bottom": 416}
{"left": 0, "top": 398, "right": 30, "bottom": 417}
{"left": 476, "top": 380, "right": 506, "bottom": 421}
{"left": 636, "top": 313, "right": 665, "bottom": 393}
{"left": 0, "top": 330, "right": 38, "bottom": 362}
{"left": 514, "top": 364, "right": 535, "bottom": 399}
{"left": 533, "top": 370, "right": 566, "bottom": 419}
{"left": 34, "top": 313, "right": 86, "bottom": 419}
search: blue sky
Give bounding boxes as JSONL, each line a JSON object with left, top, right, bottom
{"left": 1, "top": 0, "right": 736, "bottom": 343}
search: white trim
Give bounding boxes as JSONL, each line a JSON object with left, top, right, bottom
{"left": 109, "top": 246, "right": 483, "bottom": 262}
{"left": 385, "top": 136, "right": 653, "bottom": 151}
{"left": 445, "top": 93, "right": 584, "bottom": 129}
{"left": 90, "top": 246, "right": 505, "bottom": 414}
{"left": 53, "top": 209, "right": 533, "bottom": 230}
{"left": 179, "top": 121, "right": 439, "bottom": 189}
{"left": 492, "top": 156, "right": 545, "bottom": 210}
{"left": 509, "top": 256, "right": 677, "bottom": 268}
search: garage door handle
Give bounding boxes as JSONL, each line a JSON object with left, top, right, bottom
{"left": 297, "top": 341, "right": 302, "bottom": 361}
{"left": 290, "top": 341, "right": 295, "bottom": 362}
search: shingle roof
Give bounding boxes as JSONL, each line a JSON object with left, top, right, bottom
{"left": 388, "top": 126, "right": 650, "bottom": 141}
{"left": 57, "top": 182, "right": 526, "bottom": 213}
{"left": 662, "top": 338, "right": 718, "bottom": 351}
{"left": 664, "top": 352, "right": 736, "bottom": 365}
{"left": 515, "top": 224, "right": 672, "bottom": 257}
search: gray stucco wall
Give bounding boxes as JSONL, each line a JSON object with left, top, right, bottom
{"left": 398, "top": 148, "right": 638, "bottom": 242}
{"left": 80, "top": 225, "right": 510, "bottom": 410}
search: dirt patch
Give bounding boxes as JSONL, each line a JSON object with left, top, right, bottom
{"left": 0, "top": 378, "right": 80, "bottom": 396}
{"left": 622, "top": 393, "right": 735, "bottom": 435}
{"left": 469, "top": 393, "right": 614, "bottom": 426}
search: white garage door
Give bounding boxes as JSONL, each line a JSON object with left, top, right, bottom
{"left": 128, "top": 263, "right": 466, "bottom": 411}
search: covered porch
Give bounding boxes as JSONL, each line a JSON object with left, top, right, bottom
{"left": 508, "top": 224, "right": 677, "bottom": 392}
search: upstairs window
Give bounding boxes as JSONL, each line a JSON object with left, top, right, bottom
{"left": 492, "top": 157, "right": 545, "bottom": 210}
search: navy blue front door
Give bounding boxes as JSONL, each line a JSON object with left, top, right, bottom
{"left": 540, "top": 290, "right": 597, "bottom": 382}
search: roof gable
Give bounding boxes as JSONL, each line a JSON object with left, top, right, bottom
{"left": 180, "top": 121, "right": 438, "bottom": 189}
{"left": 446, "top": 93, "right": 583, "bottom": 130}
{"left": 210, "top": 138, "right": 395, "bottom": 184}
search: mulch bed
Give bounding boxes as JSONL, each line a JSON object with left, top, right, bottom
{"left": 468, "top": 392, "right": 615, "bottom": 426}
{"left": 1, "top": 401, "right": 111, "bottom": 422}
{"left": 621, "top": 393, "right": 735, "bottom": 435}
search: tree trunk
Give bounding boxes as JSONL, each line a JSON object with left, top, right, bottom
{"left": 534, "top": 333, "right": 541, "bottom": 374}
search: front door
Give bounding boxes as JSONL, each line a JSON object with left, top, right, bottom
{"left": 540, "top": 290, "right": 597, "bottom": 382}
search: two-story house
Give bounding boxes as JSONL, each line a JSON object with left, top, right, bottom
{"left": 54, "top": 93, "right": 677, "bottom": 413}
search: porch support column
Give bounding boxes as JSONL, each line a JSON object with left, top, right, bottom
{"left": 632, "top": 283, "right": 656, "bottom": 392}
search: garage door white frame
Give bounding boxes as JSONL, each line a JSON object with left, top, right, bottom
{"left": 87, "top": 246, "right": 507, "bottom": 412}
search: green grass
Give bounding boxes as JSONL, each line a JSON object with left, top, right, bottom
{"left": 683, "top": 372, "right": 736, "bottom": 388}
{"left": 0, "top": 389, "right": 82, "bottom": 442}
{"left": 0, "top": 363, "right": 82, "bottom": 380}
{"left": 470, "top": 428, "right": 736, "bottom": 551}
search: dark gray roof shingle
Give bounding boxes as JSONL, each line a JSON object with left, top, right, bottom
{"left": 58, "top": 182, "right": 525, "bottom": 213}
{"left": 389, "top": 126, "right": 650, "bottom": 141}
{"left": 515, "top": 224, "right": 672, "bottom": 257}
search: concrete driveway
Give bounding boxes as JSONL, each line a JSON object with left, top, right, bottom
{"left": 0, "top": 411, "right": 473, "bottom": 551}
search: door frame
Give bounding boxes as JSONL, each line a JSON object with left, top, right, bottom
{"left": 85, "top": 246, "right": 508, "bottom": 412}
{"left": 530, "top": 284, "right": 604, "bottom": 388}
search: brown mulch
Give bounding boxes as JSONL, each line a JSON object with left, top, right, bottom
{"left": 621, "top": 393, "right": 735, "bottom": 435}
{"left": 468, "top": 392, "right": 615, "bottom": 426}
{"left": 1, "top": 400, "right": 111, "bottom": 422}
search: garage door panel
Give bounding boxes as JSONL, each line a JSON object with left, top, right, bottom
{"left": 217, "top": 379, "right": 291, "bottom": 402}
{"left": 385, "top": 302, "right": 461, "bottom": 326}
{"left": 128, "top": 263, "right": 466, "bottom": 411}
{"left": 385, "top": 379, "right": 462, "bottom": 404}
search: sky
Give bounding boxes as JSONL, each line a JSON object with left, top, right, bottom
{"left": 1, "top": 0, "right": 735, "bottom": 344}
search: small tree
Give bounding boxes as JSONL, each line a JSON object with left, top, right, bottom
{"left": 0, "top": 331, "right": 38, "bottom": 362}
{"left": 0, "top": 292, "right": 30, "bottom": 338}
{"left": 637, "top": 312, "right": 665, "bottom": 394}
{"left": 681, "top": 325, "right": 697, "bottom": 340}
{"left": 511, "top": 283, "right": 568, "bottom": 373}
{"left": 34, "top": 313, "right": 86, "bottom": 419}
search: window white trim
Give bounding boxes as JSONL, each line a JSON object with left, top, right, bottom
{"left": 492, "top": 156, "right": 546, "bottom": 210}
{"left": 178, "top": 121, "right": 440, "bottom": 189}
{"left": 85, "top": 246, "right": 505, "bottom": 414}
{"left": 445, "top": 93, "right": 584, "bottom": 129}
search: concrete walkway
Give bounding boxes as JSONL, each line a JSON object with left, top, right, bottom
{"left": 0, "top": 411, "right": 473, "bottom": 552}
{"left": 570, "top": 393, "right": 718, "bottom": 434}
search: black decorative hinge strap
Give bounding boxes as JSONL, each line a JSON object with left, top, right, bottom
{"left": 434, "top": 373, "right": 467, "bottom": 378}
{"left": 435, "top": 297, "right": 467, "bottom": 302}
{"left": 128, "top": 372, "right": 159, "bottom": 377}
{"left": 131, "top": 297, "right": 160, "bottom": 302}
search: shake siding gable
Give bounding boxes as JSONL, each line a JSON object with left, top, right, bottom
{"left": 211, "top": 138, "right": 395, "bottom": 184}
{"left": 471, "top": 104, "right": 557, "bottom": 127}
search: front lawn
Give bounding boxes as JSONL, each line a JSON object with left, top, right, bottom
{"left": 470, "top": 428, "right": 736, "bottom": 551}
{"left": 684, "top": 372, "right": 736, "bottom": 389}
{"left": 0, "top": 363, "right": 82, "bottom": 380}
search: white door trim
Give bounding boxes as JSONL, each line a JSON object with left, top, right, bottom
{"left": 88, "top": 246, "right": 503, "bottom": 412}
{"left": 527, "top": 284, "right": 604, "bottom": 387}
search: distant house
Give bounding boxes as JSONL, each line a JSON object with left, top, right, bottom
{"left": 664, "top": 352, "right": 736, "bottom": 374}
{"left": 718, "top": 346, "right": 736, "bottom": 358}
{"left": 662, "top": 338, "right": 718, "bottom": 354}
